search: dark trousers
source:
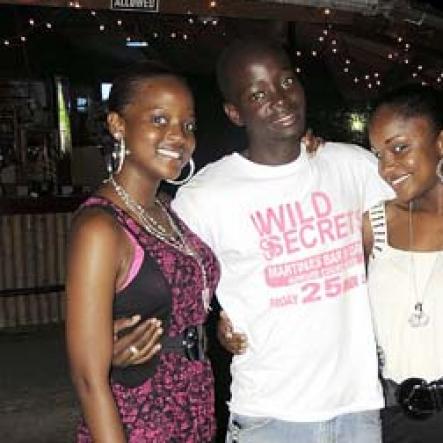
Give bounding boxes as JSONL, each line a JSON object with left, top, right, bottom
{"left": 381, "top": 406, "right": 443, "bottom": 443}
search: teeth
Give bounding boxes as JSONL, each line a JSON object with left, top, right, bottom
{"left": 276, "top": 114, "right": 295, "bottom": 124}
{"left": 157, "top": 148, "right": 181, "bottom": 159}
{"left": 391, "top": 175, "right": 409, "bottom": 186}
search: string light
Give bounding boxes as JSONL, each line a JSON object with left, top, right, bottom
{"left": 1, "top": 8, "right": 441, "bottom": 92}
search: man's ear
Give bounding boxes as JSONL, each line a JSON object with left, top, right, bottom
{"left": 107, "top": 112, "right": 125, "bottom": 138}
{"left": 223, "top": 102, "right": 244, "bottom": 127}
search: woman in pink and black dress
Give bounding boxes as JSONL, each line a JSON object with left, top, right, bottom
{"left": 66, "top": 62, "right": 220, "bottom": 442}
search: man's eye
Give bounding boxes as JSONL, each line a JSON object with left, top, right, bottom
{"left": 282, "top": 77, "right": 295, "bottom": 88}
{"left": 250, "top": 91, "right": 266, "bottom": 102}
{"left": 184, "top": 121, "right": 196, "bottom": 133}
{"left": 152, "top": 115, "right": 168, "bottom": 125}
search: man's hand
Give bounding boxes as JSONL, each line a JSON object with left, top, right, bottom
{"left": 112, "top": 316, "right": 163, "bottom": 367}
{"left": 217, "top": 311, "right": 247, "bottom": 355}
{"left": 302, "top": 128, "right": 324, "bottom": 156}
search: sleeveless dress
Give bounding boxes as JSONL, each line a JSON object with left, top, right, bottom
{"left": 367, "top": 202, "right": 443, "bottom": 443}
{"left": 75, "top": 196, "right": 220, "bottom": 443}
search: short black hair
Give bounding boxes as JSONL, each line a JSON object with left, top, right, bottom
{"left": 216, "top": 37, "right": 293, "bottom": 103}
{"left": 108, "top": 60, "right": 184, "bottom": 114}
{"left": 371, "top": 83, "right": 443, "bottom": 134}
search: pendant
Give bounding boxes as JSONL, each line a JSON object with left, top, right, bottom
{"left": 408, "top": 302, "right": 430, "bottom": 327}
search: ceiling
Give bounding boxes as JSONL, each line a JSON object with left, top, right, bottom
{"left": 0, "top": 0, "right": 442, "bottom": 101}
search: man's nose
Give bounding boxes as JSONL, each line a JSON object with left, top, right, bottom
{"left": 272, "top": 91, "right": 287, "bottom": 110}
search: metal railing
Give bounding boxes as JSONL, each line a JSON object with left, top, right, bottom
{"left": 0, "top": 204, "right": 76, "bottom": 329}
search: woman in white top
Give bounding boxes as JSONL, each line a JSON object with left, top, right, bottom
{"left": 364, "top": 84, "right": 443, "bottom": 443}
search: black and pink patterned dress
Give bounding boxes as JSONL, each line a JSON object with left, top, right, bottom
{"left": 76, "top": 196, "right": 220, "bottom": 443}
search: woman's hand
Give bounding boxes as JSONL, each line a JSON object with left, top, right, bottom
{"left": 302, "top": 128, "right": 324, "bottom": 156}
{"left": 112, "top": 316, "right": 163, "bottom": 367}
{"left": 217, "top": 311, "right": 247, "bottom": 355}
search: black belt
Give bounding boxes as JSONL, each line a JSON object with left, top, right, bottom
{"left": 161, "top": 325, "right": 207, "bottom": 361}
{"left": 384, "top": 377, "right": 443, "bottom": 420}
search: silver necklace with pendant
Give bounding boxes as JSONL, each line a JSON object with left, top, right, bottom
{"left": 407, "top": 203, "right": 431, "bottom": 328}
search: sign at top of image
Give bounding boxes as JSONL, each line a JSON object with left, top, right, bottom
{"left": 111, "top": 0, "right": 159, "bottom": 12}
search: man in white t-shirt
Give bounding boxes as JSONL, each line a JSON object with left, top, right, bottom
{"left": 112, "top": 38, "right": 394, "bottom": 442}
{"left": 171, "top": 39, "right": 394, "bottom": 443}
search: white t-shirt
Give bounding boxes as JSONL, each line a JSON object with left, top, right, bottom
{"left": 172, "top": 142, "right": 395, "bottom": 421}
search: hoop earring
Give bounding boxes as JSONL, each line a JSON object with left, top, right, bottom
{"left": 436, "top": 158, "right": 443, "bottom": 183}
{"left": 166, "top": 158, "right": 195, "bottom": 186}
{"left": 112, "top": 134, "right": 130, "bottom": 174}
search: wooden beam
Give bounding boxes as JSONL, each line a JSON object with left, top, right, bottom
{"left": 0, "top": 0, "right": 356, "bottom": 24}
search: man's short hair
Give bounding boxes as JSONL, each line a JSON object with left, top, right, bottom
{"left": 216, "top": 37, "right": 292, "bottom": 103}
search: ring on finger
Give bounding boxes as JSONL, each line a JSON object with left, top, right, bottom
{"left": 128, "top": 345, "right": 140, "bottom": 357}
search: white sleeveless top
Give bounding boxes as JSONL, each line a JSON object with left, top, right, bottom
{"left": 368, "top": 203, "right": 443, "bottom": 382}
